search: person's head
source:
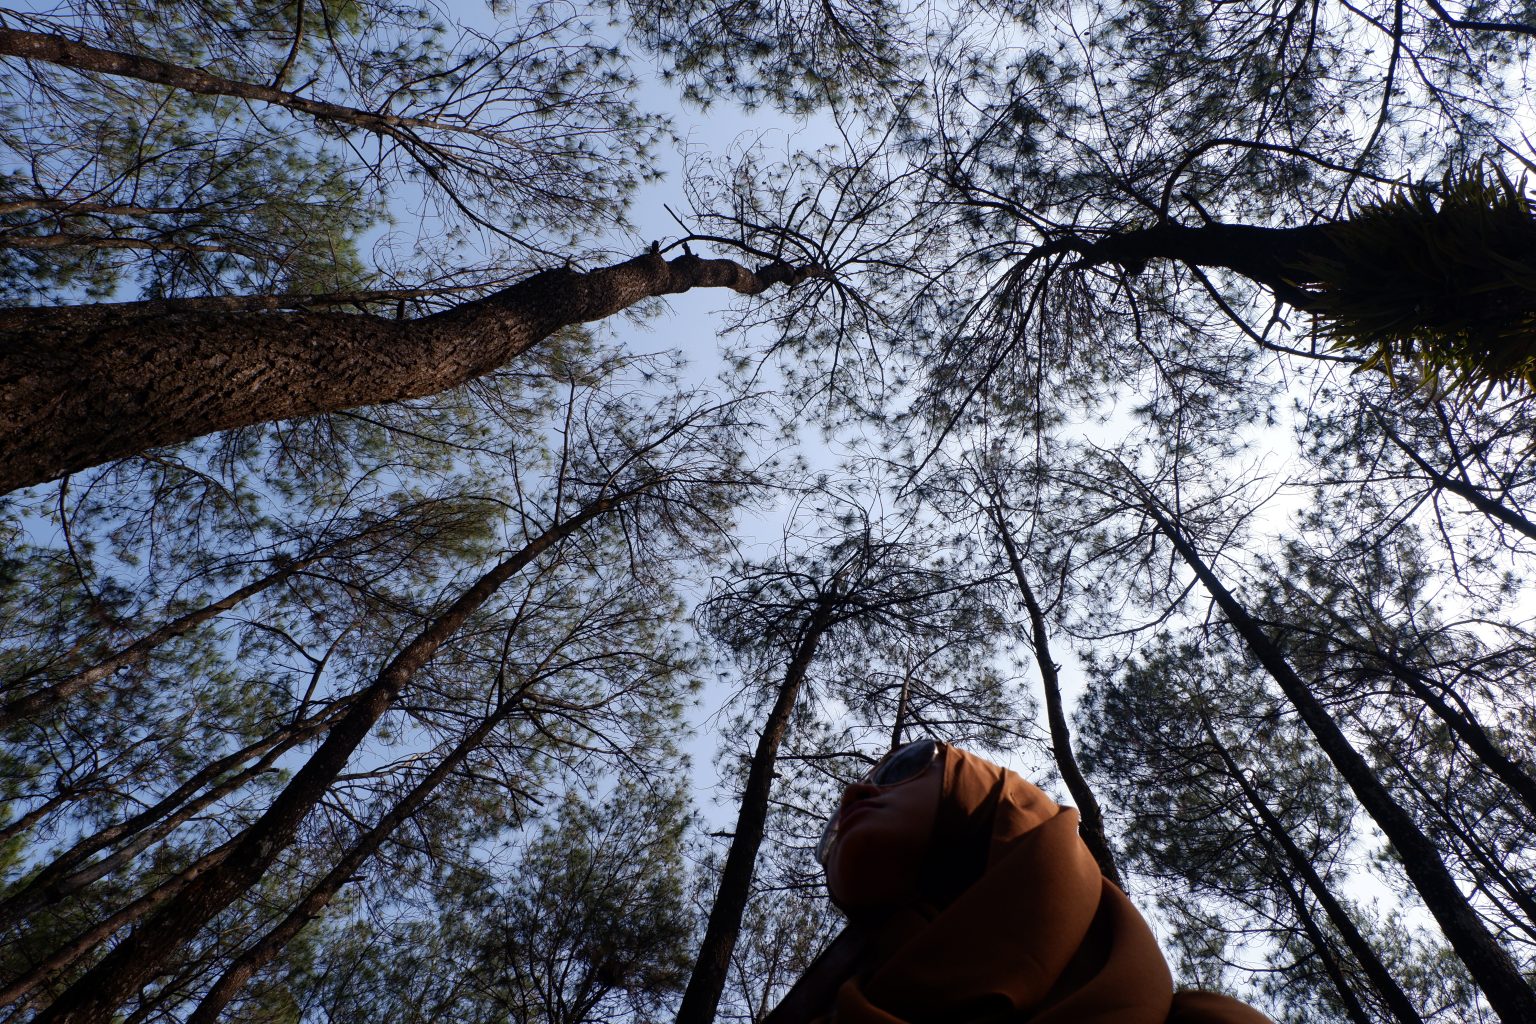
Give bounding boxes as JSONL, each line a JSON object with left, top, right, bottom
{"left": 816, "top": 740, "right": 1064, "bottom": 915}
{"left": 818, "top": 738, "right": 945, "bottom": 911}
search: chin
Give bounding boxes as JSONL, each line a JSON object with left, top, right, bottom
{"left": 828, "top": 846, "right": 906, "bottom": 910}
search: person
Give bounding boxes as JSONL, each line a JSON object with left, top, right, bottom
{"left": 766, "top": 739, "right": 1273, "bottom": 1023}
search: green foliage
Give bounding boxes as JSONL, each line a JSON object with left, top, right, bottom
{"left": 1302, "top": 165, "right": 1536, "bottom": 400}
{"left": 617, "top": 0, "right": 923, "bottom": 115}
{"left": 288, "top": 778, "right": 699, "bottom": 1024}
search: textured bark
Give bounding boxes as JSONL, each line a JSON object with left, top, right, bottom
{"left": 1204, "top": 722, "right": 1422, "bottom": 1024}
{"left": 675, "top": 603, "right": 835, "bottom": 1024}
{"left": 0, "top": 285, "right": 492, "bottom": 327}
{"left": 32, "top": 493, "right": 624, "bottom": 1024}
{"left": 1141, "top": 492, "right": 1536, "bottom": 1024}
{"left": 989, "top": 508, "right": 1121, "bottom": 888}
{"left": 185, "top": 677, "right": 537, "bottom": 1024}
{"left": 0, "top": 249, "right": 824, "bottom": 495}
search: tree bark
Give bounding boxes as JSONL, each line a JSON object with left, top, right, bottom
{"left": 988, "top": 507, "right": 1122, "bottom": 888}
{"left": 30, "top": 491, "right": 627, "bottom": 1024}
{"left": 185, "top": 672, "right": 540, "bottom": 1024}
{"left": 0, "top": 284, "right": 496, "bottom": 327}
{"left": 1138, "top": 489, "right": 1536, "bottom": 1024}
{"left": 1202, "top": 720, "right": 1422, "bottom": 1024}
{"left": 0, "top": 248, "right": 823, "bottom": 496}
{"left": 675, "top": 602, "right": 835, "bottom": 1024}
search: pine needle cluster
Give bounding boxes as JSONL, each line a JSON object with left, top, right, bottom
{"left": 1301, "top": 165, "right": 1536, "bottom": 401}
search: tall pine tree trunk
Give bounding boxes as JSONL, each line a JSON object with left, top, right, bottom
{"left": 185, "top": 671, "right": 542, "bottom": 1023}
{"left": 31, "top": 492, "right": 627, "bottom": 1024}
{"left": 0, "top": 250, "right": 822, "bottom": 495}
{"left": 675, "top": 601, "right": 835, "bottom": 1024}
{"left": 989, "top": 506, "right": 1121, "bottom": 887}
{"left": 1137, "top": 487, "right": 1536, "bottom": 1023}
{"left": 1, "top": 553, "right": 321, "bottom": 725}
{"left": 1201, "top": 718, "right": 1422, "bottom": 1024}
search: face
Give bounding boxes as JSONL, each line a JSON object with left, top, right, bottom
{"left": 824, "top": 758, "right": 943, "bottom": 911}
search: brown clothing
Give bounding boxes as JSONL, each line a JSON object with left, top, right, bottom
{"left": 772, "top": 746, "right": 1271, "bottom": 1024}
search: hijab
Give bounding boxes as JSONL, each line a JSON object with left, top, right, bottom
{"left": 770, "top": 745, "right": 1272, "bottom": 1024}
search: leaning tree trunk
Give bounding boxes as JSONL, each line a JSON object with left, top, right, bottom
{"left": 0, "top": 552, "right": 323, "bottom": 726}
{"left": 0, "top": 249, "right": 823, "bottom": 495}
{"left": 185, "top": 669, "right": 543, "bottom": 1024}
{"left": 1201, "top": 719, "right": 1423, "bottom": 1024}
{"left": 1137, "top": 488, "right": 1536, "bottom": 1024}
{"left": 0, "top": 840, "right": 236, "bottom": 1011}
{"left": 31, "top": 492, "right": 627, "bottom": 1024}
{"left": 1375, "top": 415, "right": 1536, "bottom": 543}
{"left": 675, "top": 602, "right": 836, "bottom": 1024}
{"left": 988, "top": 507, "right": 1121, "bottom": 888}
{"left": 1272, "top": 868, "right": 1375, "bottom": 1024}
{"left": 0, "top": 707, "right": 335, "bottom": 924}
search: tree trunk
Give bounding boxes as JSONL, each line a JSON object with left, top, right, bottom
{"left": 30, "top": 492, "right": 625, "bottom": 1024}
{"left": 1055, "top": 220, "right": 1334, "bottom": 307}
{"left": 989, "top": 507, "right": 1122, "bottom": 888}
{"left": 0, "top": 703, "right": 344, "bottom": 922}
{"left": 1273, "top": 869, "right": 1375, "bottom": 1024}
{"left": 0, "top": 249, "right": 822, "bottom": 496}
{"left": 185, "top": 673, "right": 540, "bottom": 1024}
{"left": 0, "top": 840, "right": 235, "bottom": 1010}
{"left": 1203, "top": 720, "right": 1422, "bottom": 1024}
{"left": 1375, "top": 416, "right": 1536, "bottom": 543}
{"left": 1139, "top": 490, "right": 1536, "bottom": 1024}
{"left": 0, "top": 27, "right": 494, "bottom": 143}
{"left": 675, "top": 602, "right": 835, "bottom": 1024}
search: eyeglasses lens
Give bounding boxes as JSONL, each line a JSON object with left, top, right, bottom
{"left": 869, "top": 739, "right": 937, "bottom": 786}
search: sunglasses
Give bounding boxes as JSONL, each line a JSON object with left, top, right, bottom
{"left": 815, "top": 738, "right": 940, "bottom": 865}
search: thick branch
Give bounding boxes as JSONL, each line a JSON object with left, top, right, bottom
{"left": 0, "top": 249, "right": 824, "bottom": 495}
{"left": 1056, "top": 220, "right": 1334, "bottom": 309}
{"left": 0, "top": 27, "right": 459, "bottom": 139}
{"left": 1376, "top": 417, "right": 1536, "bottom": 543}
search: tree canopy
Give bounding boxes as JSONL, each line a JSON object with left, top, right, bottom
{"left": 3, "top": 0, "right": 1535, "bottom": 1022}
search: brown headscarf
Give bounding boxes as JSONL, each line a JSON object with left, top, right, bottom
{"left": 771, "top": 745, "right": 1272, "bottom": 1024}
